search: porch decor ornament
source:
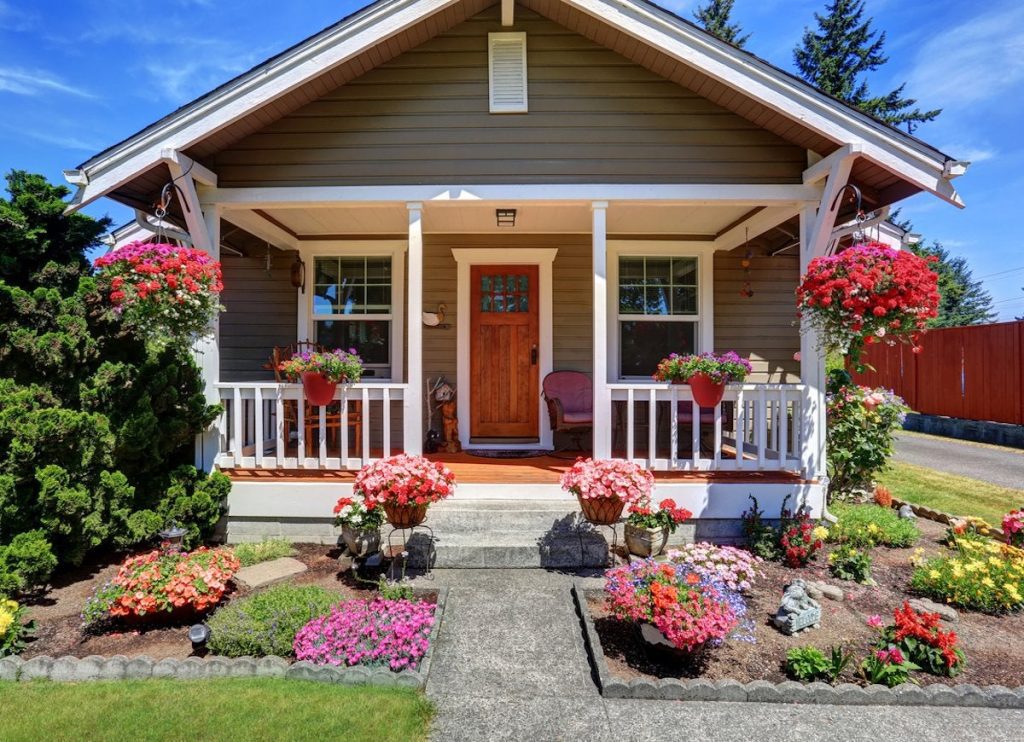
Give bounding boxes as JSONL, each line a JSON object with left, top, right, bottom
{"left": 652, "top": 351, "right": 752, "bottom": 408}
{"left": 334, "top": 496, "right": 385, "bottom": 557}
{"left": 796, "top": 241, "right": 940, "bottom": 370}
{"left": 279, "top": 348, "right": 363, "bottom": 406}
{"left": 94, "top": 241, "right": 224, "bottom": 346}
{"left": 772, "top": 579, "right": 822, "bottom": 635}
{"left": 624, "top": 498, "right": 693, "bottom": 557}
{"left": 560, "top": 458, "right": 653, "bottom": 526}
{"left": 354, "top": 454, "right": 456, "bottom": 529}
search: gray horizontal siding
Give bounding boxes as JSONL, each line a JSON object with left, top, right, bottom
{"left": 212, "top": 7, "right": 805, "bottom": 187}
{"left": 219, "top": 252, "right": 298, "bottom": 382}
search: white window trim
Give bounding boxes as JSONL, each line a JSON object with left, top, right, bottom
{"left": 607, "top": 241, "right": 715, "bottom": 382}
{"left": 451, "top": 247, "right": 557, "bottom": 450}
{"left": 298, "top": 241, "right": 407, "bottom": 383}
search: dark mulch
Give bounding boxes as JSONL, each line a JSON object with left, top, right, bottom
{"left": 19, "top": 544, "right": 388, "bottom": 661}
{"left": 589, "top": 517, "right": 1024, "bottom": 687}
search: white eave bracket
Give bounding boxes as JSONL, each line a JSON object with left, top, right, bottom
{"left": 501, "top": 0, "right": 514, "bottom": 26}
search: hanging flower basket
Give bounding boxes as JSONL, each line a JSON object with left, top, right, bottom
{"left": 301, "top": 372, "right": 337, "bottom": 406}
{"left": 561, "top": 458, "right": 653, "bottom": 526}
{"left": 796, "top": 242, "right": 940, "bottom": 369}
{"left": 688, "top": 372, "right": 726, "bottom": 408}
{"left": 279, "top": 348, "right": 364, "bottom": 405}
{"left": 94, "top": 242, "right": 224, "bottom": 346}
{"left": 355, "top": 454, "right": 456, "bottom": 528}
{"left": 653, "top": 352, "right": 752, "bottom": 407}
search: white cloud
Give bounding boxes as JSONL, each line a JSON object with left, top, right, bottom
{"left": 140, "top": 39, "right": 267, "bottom": 103}
{"left": 2, "top": 126, "right": 103, "bottom": 151}
{"left": 937, "top": 144, "right": 997, "bottom": 164}
{"left": 906, "top": 3, "right": 1024, "bottom": 107}
{"left": 0, "top": 67, "right": 95, "bottom": 99}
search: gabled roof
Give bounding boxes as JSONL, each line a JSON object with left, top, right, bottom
{"left": 65, "top": 0, "right": 965, "bottom": 212}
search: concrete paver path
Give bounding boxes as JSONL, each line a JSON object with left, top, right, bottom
{"left": 419, "top": 569, "right": 1023, "bottom": 741}
{"left": 894, "top": 432, "right": 1024, "bottom": 490}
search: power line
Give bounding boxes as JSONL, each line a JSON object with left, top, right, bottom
{"left": 977, "top": 266, "right": 1024, "bottom": 280}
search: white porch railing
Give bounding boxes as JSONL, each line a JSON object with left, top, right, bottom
{"left": 215, "top": 382, "right": 407, "bottom": 470}
{"left": 607, "top": 383, "right": 808, "bottom": 473}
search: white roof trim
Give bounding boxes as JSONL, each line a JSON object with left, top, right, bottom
{"left": 65, "top": 0, "right": 964, "bottom": 213}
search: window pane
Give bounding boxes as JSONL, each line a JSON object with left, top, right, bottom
{"left": 339, "top": 258, "right": 366, "bottom": 284}
{"left": 619, "top": 257, "right": 645, "bottom": 282}
{"left": 619, "top": 321, "right": 696, "bottom": 377}
{"left": 314, "top": 258, "right": 338, "bottom": 285}
{"left": 619, "top": 285, "right": 645, "bottom": 314}
{"left": 316, "top": 320, "right": 390, "bottom": 370}
{"left": 671, "top": 287, "right": 697, "bottom": 315}
{"left": 672, "top": 258, "right": 697, "bottom": 285}
{"left": 313, "top": 255, "right": 393, "bottom": 317}
{"left": 365, "top": 258, "right": 391, "bottom": 283}
{"left": 645, "top": 287, "right": 669, "bottom": 314}
{"left": 644, "top": 258, "right": 671, "bottom": 286}
{"left": 364, "top": 286, "right": 392, "bottom": 313}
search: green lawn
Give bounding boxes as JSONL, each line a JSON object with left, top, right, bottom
{"left": 0, "top": 679, "right": 433, "bottom": 742}
{"left": 876, "top": 460, "right": 1024, "bottom": 526}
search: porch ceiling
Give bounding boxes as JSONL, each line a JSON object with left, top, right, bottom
{"left": 248, "top": 201, "right": 759, "bottom": 240}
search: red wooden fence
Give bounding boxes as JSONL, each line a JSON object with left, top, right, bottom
{"left": 852, "top": 320, "right": 1024, "bottom": 425}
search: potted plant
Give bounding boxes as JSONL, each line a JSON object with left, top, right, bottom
{"left": 355, "top": 454, "right": 456, "bottom": 528}
{"left": 652, "top": 351, "right": 752, "bottom": 407}
{"left": 624, "top": 498, "right": 692, "bottom": 557}
{"left": 605, "top": 559, "right": 747, "bottom": 658}
{"left": 796, "top": 242, "right": 940, "bottom": 369}
{"left": 333, "top": 496, "right": 384, "bottom": 557}
{"left": 279, "top": 348, "right": 363, "bottom": 406}
{"left": 560, "top": 458, "right": 652, "bottom": 526}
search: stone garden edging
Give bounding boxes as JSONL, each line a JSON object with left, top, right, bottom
{"left": 572, "top": 583, "right": 1024, "bottom": 709}
{"left": 890, "top": 497, "right": 1008, "bottom": 541}
{"left": 0, "top": 586, "right": 447, "bottom": 689}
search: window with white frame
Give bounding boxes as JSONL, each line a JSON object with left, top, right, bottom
{"left": 312, "top": 255, "right": 394, "bottom": 378}
{"left": 617, "top": 255, "right": 699, "bottom": 378}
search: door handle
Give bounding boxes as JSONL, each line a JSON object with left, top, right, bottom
{"left": 531, "top": 345, "right": 538, "bottom": 365}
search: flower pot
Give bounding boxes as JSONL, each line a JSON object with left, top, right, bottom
{"left": 301, "top": 371, "right": 338, "bottom": 406}
{"left": 688, "top": 372, "right": 726, "bottom": 408}
{"left": 577, "top": 494, "right": 624, "bottom": 526}
{"left": 639, "top": 622, "right": 701, "bottom": 661}
{"left": 341, "top": 525, "right": 381, "bottom": 557}
{"left": 383, "top": 502, "right": 429, "bottom": 528}
{"left": 624, "top": 523, "right": 669, "bottom": 557}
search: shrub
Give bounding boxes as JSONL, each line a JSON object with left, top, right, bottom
{"left": 293, "top": 598, "right": 436, "bottom": 671}
{"left": 84, "top": 547, "right": 240, "bottom": 626}
{"left": 0, "top": 530, "right": 57, "bottom": 594}
{"left": 828, "top": 545, "right": 873, "bottom": 584}
{"left": 879, "top": 602, "right": 965, "bottom": 677}
{"left": 910, "top": 536, "right": 1024, "bottom": 613}
{"left": 825, "top": 370, "right": 908, "bottom": 499}
{"left": 605, "top": 559, "right": 751, "bottom": 654}
{"left": 741, "top": 495, "right": 783, "bottom": 561}
{"left": 231, "top": 538, "right": 296, "bottom": 568}
{"left": 666, "top": 542, "right": 763, "bottom": 593}
{"left": 873, "top": 485, "right": 893, "bottom": 509}
{"left": 828, "top": 504, "right": 920, "bottom": 548}
{"left": 207, "top": 584, "right": 341, "bottom": 658}
{"left": 780, "top": 512, "right": 824, "bottom": 567}
{"left": 785, "top": 645, "right": 852, "bottom": 683}
{"left": 0, "top": 598, "right": 34, "bottom": 657}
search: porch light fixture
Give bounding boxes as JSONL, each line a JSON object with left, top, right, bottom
{"left": 496, "top": 209, "right": 517, "bottom": 227}
{"left": 290, "top": 254, "right": 306, "bottom": 291}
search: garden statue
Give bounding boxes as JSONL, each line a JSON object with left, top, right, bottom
{"left": 434, "top": 380, "right": 461, "bottom": 453}
{"left": 898, "top": 504, "right": 917, "bottom": 520}
{"left": 773, "top": 579, "right": 821, "bottom": 635}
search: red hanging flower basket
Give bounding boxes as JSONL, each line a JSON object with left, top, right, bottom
{"left": 301, "top": 372, "right": 338, "bottom": 406}
{"left": 688, "top": 372, "right": 726, "bottom": 408}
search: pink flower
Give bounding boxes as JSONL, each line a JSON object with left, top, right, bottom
{"left": 866, "top": 614, "right": 883, "bottom": 629}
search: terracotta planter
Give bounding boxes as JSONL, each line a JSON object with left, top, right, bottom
{"left": 383, "top": 502, "right": 429, "bottom": 528}
{"left": 688, "top": 372, "right": 726, "bottom": 408}
{"left": 301, "top": 371, "right": 338, "bottom": 406}
{"left": 577, "top": 494, "right": 624, "bottom": 526}
{"left": 341, "top": 525, "right": 381, "bottom": 557}
{"left": 624, "top": 523, "right": 669, "bottom": 557}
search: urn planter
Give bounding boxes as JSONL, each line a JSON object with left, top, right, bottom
{"left": 340, "top": 525, "right": 381, "bottom": 557}
{"left": 624, "top": 524, "right": 669, "bottom": 557}
{"left": 300, "top": 371, "right": 338, "bottom": 406}
{"left": 383, "top": 502, "right": 429, "bottom": 529}
{"left": 578, "top": 495, "right": 625, "bottom": 526}
{"left": 687, "top": 372, "right": 726, "bottom": 408}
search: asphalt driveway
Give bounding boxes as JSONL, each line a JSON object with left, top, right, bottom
{"left": 893, "top": 432, "right": 1024, "bottom": 490}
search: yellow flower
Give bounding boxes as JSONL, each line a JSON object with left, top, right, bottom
{"left": 0, "top": 612, "right": 12, "bottom": 636}
{"left": 989, "top": 557, "right": 1005, "bottom": 568}
{"left": 867, "top": 523, "right": 880, "bottom": 533}
{"left": 982, "top": 576, "right": 996, "bottom": 589}
{"left": 812, "top": 526, "right": 829, "bottom": 541}
{"left": 928, "top": 569, "right": 941, "bottom": 579}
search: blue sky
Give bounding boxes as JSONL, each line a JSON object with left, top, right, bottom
{"left": 1, "top": 0, "right": 1022, "bottom": 317}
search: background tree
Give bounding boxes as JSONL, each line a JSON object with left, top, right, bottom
{"left": 794, "top": 0, "right": 940, "bottom": 132}
{"left": 908, "top": 241, "right": 995, "bottom": 327}
{"left": 693, "top": 0, "right": 749, "bottom": 48}
{"left": 0, "top": 171, "right": 226, "bottom": 588}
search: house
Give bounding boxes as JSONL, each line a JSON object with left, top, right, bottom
{"left": 65, "top": 0, "right": 966, "bottom": 550}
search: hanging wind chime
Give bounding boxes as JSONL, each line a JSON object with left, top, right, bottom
{"left": 739, "top": 227, "right": 754, "bottom": 298}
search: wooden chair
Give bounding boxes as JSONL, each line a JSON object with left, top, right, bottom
{"left": 268, "top": 343, "right": 362, "bottom": 459}
{"left": 542, "top": 371, "right": 593, "bottom": 451}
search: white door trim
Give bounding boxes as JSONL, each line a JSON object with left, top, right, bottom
{"left": 451, "top": 247, "right": 558, "bottom": 450}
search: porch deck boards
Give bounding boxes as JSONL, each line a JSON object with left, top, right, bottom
{"left": 224, "top": 451, "right": 812, "bottom": 484}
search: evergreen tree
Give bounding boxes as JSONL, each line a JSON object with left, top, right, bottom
{"left": 693, "top": 0, "right": 749, "bottom": 48}
{"left": 908, "top": 241, "right": 995, "bottom": 327}
{"left": 794, "top": 0, "right": 940, "bottom": 132}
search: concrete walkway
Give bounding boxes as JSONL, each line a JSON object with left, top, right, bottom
{"left": 419, "top": 569, "right": 1023, "bottom": 741}
{"left": 894, "top": 432, "right": 1024, "bottom": 490}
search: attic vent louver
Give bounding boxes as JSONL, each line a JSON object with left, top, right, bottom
{"left": 488, "top": 32, "right": 528, "bottom": 113}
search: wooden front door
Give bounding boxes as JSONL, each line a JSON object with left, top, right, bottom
{"left": 470, "top": 265, "right": 540, "bottom": 439}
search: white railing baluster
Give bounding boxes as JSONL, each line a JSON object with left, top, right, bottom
{"left": 254, "top": 387, "right": 264, "bottom": 465}
{"left": 340, "top": 389, "right": 349, "bottom": 468}
{"left": 779, "top": 389, "right": 789, "bottom": 466}
{"left": 383, "top": 387, "right": 391, "bottom": 457}
{"left": 626, "top": 388, "right": 634, "bottom": 461}
{"left": 735, "top": 390, "right": 745, "bottom": 469}
{"left": 361, "top": 386, "right": 371, "bottom": 467}
{"left": 297, "top": 395, "right": 305, "bottom": 467}
{"left": 275, "top": 389, "right": 285, "bottom": 468}
{"left": 318, "top": 403, "right": 327, "bottom": 468}
{"left": 757, "top": 388, "right": 767, "bottom": 469}
{"left": 691, "top": 397, "right": 701, "bottom": 469}
{"left": 670, "top": 385, "right": 678, "bottom": 470}
{"left": 713, "top": 401, "right": 722, "bottom": 467}
{"left": 231, "top": 387, "right": 242, "bottom": 467}
{"left": 648, "top": 389, "right": 657, "bottom": 470}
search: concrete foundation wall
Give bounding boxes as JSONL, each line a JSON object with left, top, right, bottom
{"left": 904, "top": 413, "right": 1024, "bottom": 449}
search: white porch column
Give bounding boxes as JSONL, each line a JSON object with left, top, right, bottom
{"left": 404, "top": 202, "right": 424, "bottom": 455}
{"left": 592, "top": 201, "right": 611, "bottom": 459}
{"left": 196, "top": 204, "right": 222, "bottom": 471}
{"left": 798, "top": 206, "right": 827, "bottom": 481}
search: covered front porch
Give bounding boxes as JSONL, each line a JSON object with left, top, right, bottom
{"left": 203, "top": 179, "right": 838, "bottom": 485}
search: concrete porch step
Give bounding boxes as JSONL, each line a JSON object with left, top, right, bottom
{"left": 420, "top": 499, "right": 586, "bottom": 533}
{"left": 394, "top": 528, "right": 612, "bottom": 569}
